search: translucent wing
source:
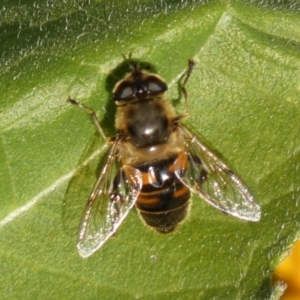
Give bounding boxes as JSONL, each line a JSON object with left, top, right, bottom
{"left": 175, "top": 125, "right": 261, "bottom": 221}
{"left": 77, "top": 139, "right": 142, "bottom": 258}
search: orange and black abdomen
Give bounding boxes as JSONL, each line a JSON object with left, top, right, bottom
{"left": 135, "top": 153, "right": 190, "bottom": 233}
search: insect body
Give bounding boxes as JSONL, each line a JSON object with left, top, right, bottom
{"left": 67, "top": 59, "right": 261, "bottom": 258}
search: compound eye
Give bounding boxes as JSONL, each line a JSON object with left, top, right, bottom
{"left": 113, "top": 74, "right": 168, "bottom": 102}
{"left": 113, "top": 82, "right": 135, "bottom": 101}
{"left": 119, "top": 85, "right": 134, "bottom": 100}
{"left": 147, "top": 76, "right": 167, "bottom": 94}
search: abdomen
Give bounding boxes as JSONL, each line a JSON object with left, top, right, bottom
{"left": 135, "top": 153, "right": 190, "bottom": 233}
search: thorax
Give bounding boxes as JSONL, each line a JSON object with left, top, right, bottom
{"left": 115, "top": 97, "right": 184, "bottom": 165}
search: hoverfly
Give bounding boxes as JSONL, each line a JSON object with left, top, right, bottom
{"left": 67, "top": 58, "right": 261, "bottom": 258}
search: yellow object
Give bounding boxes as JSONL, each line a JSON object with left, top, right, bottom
{"left": 273, "top": 239, "right": 300, "bottom": 300}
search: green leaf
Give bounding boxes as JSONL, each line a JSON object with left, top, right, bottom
{"left": 0, "top": 0, "right": 299, "bottom": 299}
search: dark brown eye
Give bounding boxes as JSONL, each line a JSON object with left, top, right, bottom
{"left": 114, "top": 83, "right": 135, "bottom": 100}
{"left": 146, "top": 75, "right": 168, "bottom": 94}
{"left": 113, "top": 81, "right": 138, "bottom": 101}
{"left": 113, "top": 75, "right": 168, "bottom": 101}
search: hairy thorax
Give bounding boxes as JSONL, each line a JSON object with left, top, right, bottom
{"left": 115, "top": 97, "right": 184, "bottom": 165}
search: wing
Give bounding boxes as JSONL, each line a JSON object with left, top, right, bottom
{"left": 77, "top": 138, "right": 142, "bottom": 258}
{"left": 175, "top": 125, "right": 261, "bottom": 221}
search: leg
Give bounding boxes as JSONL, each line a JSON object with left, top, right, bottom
{"left": 177, "top": 59, "right": 196, "bottom": 120}
{"left": 66, "top": 97, "right": 108, "bottom": 142}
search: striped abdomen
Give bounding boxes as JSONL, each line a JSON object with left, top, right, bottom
{"left": 135, "top": 153, "right": 190, "bottom": 233}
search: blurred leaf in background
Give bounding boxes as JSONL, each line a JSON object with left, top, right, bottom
{"left": 0, "top": 0, "right": 299, "bottom": 299}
